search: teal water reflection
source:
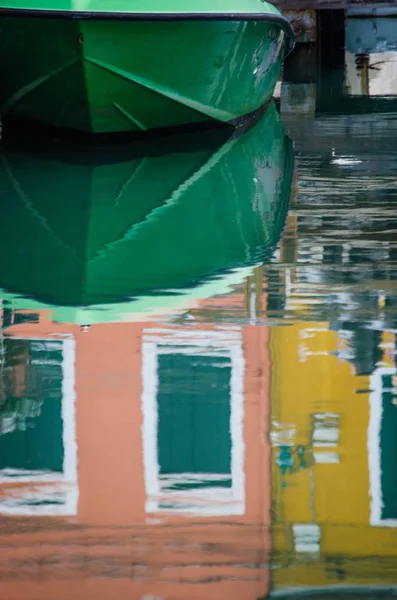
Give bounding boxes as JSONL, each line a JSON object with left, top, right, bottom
{"left": 1, "top": 41, "right": 397, "bottom": 600}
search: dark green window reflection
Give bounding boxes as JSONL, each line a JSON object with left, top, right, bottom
{"left": 380, "top": 373, "right": 397, "bottom": 521}
{"left": 0, "top": 340, "right": 64, "bottom": 473}
{"left": 157, "top": 353, "right": 232, "bottom": 490}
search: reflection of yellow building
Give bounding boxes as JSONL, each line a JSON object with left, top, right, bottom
{"left": 271, "top": 321, "right": 397, "bottom": 589}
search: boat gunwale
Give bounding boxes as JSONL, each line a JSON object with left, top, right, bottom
{"left": 0, "top": 8, "right": 295, "bottom": 53}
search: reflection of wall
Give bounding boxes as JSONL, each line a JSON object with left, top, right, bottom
{"left": 271, "top": 323, "right": 397, "bottom": 588}
{"left": 345, "top": 49, "right": 397, "bottom": 96}
{"left": 346, "top": 17, "right": 397, "bottom": 55}
{"left": 0, "top": 309, "right": 271, "bottom": 600}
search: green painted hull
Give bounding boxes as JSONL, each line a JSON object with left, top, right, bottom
{"left": 0, "top": 103, "right": 293, "bottom": 317}
{"left": 0, "top": 16, "right": 291, "bottom": 133}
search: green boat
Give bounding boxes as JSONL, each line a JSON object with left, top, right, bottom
{"left": 0, "top": 0, "right": 294, "bottom": 135}
{"left": 0, "top": 102, "right": 293, "bottom": 322}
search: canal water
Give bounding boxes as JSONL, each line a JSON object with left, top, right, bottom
{"left": 0, "top": 18, "right": 397, "bottom": 600}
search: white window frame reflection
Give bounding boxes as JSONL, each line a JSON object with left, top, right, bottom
{"left": 141, "top": 327, "right": 245, "bottom": 517}
{"left": 0, "top": 337, "right": 78, "bottom": 516}
{"left": 368, "top": 366, "right": 397, "bottom": 527}
{"left": 293, "top": 523, "right": 320, "bottom": 554}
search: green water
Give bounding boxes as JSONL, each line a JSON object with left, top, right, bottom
{"left": 1, "top": 23, "right": 397, "bottom": 599}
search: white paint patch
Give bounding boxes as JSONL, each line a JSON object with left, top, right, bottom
{"left": 314, "top": 452, "right": 340, "bottom": 464}
{"left": 293, "top": 523, "right": 320, "bottom": 553}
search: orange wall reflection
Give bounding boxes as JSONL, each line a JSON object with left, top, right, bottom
{"left": 0, "top": 306, "right": 271, "bottom": 600}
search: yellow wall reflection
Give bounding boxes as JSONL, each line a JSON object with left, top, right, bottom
{"left": 271, "top": 321, "right": 397, "bottom": 589}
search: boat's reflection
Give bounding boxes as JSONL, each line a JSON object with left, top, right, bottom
{"left": 0, "top": 102, "right": 293, "bottom": 322}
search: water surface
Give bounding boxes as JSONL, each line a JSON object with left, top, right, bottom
{"left": 0, "top": 22, "right": 397, "bottom": 600}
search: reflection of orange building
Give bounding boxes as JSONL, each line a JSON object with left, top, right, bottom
{"left": 0, "top": 338, "right": 30, "bottom": 401}
{"left": 0, "top": 301, "right": 271, "bottom": 600}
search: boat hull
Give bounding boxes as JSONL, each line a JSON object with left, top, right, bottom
{"left": 0, "top": 17, "right": 289, "bottom": 133}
